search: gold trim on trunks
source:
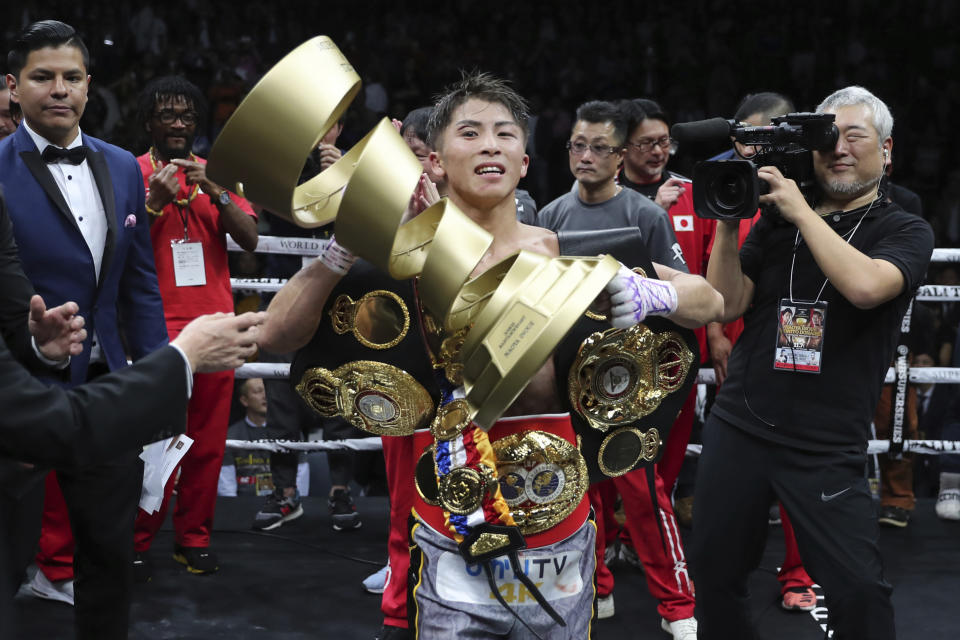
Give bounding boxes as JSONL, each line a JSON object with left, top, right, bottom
{"left": 329, "top": 290, "right": 410, "bottom": 350}
{"left": 597, "top": 427, "right": 662, "bottom": 477}
{"left": 470, "top": 532, "right": 511, "bottom": 557}
{"left": 296, "top": 361, "right": 434, "bottom": 436}
{"left": 491, "top": 431, "right": 588, "bottom": 536}
{"left": 568, "top": 323, "right": 694, "bottom": 432}
{"left": 415, "top": 445, "right": 440, "bottom": 506}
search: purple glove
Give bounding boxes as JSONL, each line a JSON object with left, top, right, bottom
{"left": 605, "top": 265, "right": 678, "bottom": 328}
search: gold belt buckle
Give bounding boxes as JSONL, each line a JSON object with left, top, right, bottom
{"left": 491, "top": 430, "right": 588, "bottom": 536}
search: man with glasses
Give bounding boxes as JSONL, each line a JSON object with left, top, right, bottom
{"left": 538, "top": 101, "right": 684, "bottom": 269}
{"left": 132, "top": 75, "right": 258, "bottom": 579}
{"left": 691, "top": 86, "right": 933, "bottom": 640}
{"left": 537, "top": 100, "right": 698, "bottom": 640}
{"left": 618, "top": 98, "right": 715, "bottom": 508}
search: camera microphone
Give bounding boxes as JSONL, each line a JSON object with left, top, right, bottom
{"left": 671, "top": 118, "right": 733, "bottom": 146}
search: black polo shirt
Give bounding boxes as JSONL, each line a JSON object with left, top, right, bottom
{"left": 712, "top": 198, "right": 934, "bottom": 451}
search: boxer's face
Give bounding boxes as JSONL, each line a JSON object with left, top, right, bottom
{"left": 430, "top": 98, "right": 528, "bottom": 210}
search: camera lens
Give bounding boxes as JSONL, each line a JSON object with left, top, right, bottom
{"left": 709, "top": 172, "right": 747, "bottom": 213}
{"left": 693, "top": 159, "right": 759, "bottom": 219}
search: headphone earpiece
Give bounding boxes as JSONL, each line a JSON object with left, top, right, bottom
{"left": 883, "top": 148, "right": 889, "bottom": 159}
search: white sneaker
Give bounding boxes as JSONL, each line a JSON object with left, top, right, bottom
{"left": 597, "top": 593, "right": 615, "bottom": 619}
{"left": 362, "top": 564, "right": 389, "bottom": 594}
{"left": 28, "top": 571, "right": 74, "bottom": 606}
{"left": 661, "top": 616, "right": 698, "bottom": 639}
{"left": 603, "top": 540, "right": 620, "bottom": 568}
{"left": 618, "top": 542, "right": 643, "bottom": 569}
{"left": 936, "top": 489, "right": 960, "bottom": 521}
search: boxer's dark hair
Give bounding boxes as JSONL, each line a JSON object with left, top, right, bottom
{"left": 426, "top": 71, "right": 529, "bottom": 150}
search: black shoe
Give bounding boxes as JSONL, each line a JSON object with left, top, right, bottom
{"left": 173, "top": 544, "right": 219, "bottom": 574}
{"left": 329, "top": 488, "right": 362, "bottom": 531}
{"left": 375, "top": 625, "right": 412, "bottom": 640}
{"left": 252, "top": 488, "right": 303, "bottom": 531}
{"left": 133, "top": 551, "right": 152, "bottom": 584}
{"left": 878, "top": 505, "right": 910, "bottom": 528}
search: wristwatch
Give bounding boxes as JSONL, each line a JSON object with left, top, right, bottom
{"left": 215, "top": 190, "right": 231, "bottom": 207}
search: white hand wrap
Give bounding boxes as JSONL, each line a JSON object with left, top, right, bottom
{"left": 605, "top": 265, "right": 679, "bottom": 328}
{"left": 318, "top": 235, "right": 356, "bottom": 275}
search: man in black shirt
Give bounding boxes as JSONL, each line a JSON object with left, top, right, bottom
{"left": 690, "top": 87, "right": 934, "bottom": 640}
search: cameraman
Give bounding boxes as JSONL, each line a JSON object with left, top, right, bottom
{"left": 690, "top": 86, "right": 933, "bottom": 640}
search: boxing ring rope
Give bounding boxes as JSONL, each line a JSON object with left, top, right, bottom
{"left": 226, "top": 238, "right": 960, "bottom": 455}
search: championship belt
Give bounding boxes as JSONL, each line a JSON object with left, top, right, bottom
{"left": 569, "top": 323, "right": 692, "bottom": 433}
{"left": 290, "top": 259, "right": 440, "bottom": 436}
{"left": 554, "top": 228, "right": 700, "bottom": 480}
{"left": 491, "top": 430, "right": 589, "bottom": 536}
{"left": 410, "top": 417, "right": 587, "bottom": 630}
{"left": 329, "top": 289, "right": 410, "bottom": 350}
{"left": 297, "top": 361, "right": 434, "bottom": 436}
{"left": 413, "top": 426, "right": 589, "bottom": 538}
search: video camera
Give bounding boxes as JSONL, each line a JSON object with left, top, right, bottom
{"left": 671, "top": 113, "right": 839, "bottom": 220}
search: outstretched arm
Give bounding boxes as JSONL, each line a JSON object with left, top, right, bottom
{"left": 605, "top": 262, "right": 724, "bottom": 329}
{"left": 257, "top": 237, "right": 355, "bottom": 354}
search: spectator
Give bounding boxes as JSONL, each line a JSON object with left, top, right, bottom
{"left": 131, "top": 75, "right": 258, "bottom": 579}
{"left": 0, "top": 79, "right": 15, "bottom": 141}
{"left": 219, "top": 378, "right": 310, "bottom": 498}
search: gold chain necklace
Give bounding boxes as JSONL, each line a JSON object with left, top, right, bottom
{"left": 149, "top": 147, "right": 201, "bottom": 207}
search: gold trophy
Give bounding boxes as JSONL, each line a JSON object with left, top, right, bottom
{"left": 207, "top": 35, "right": 620, "bottom": 431}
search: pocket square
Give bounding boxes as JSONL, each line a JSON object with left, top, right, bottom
{"left": 124, "top": 214, "right": 138, "bottom": 228}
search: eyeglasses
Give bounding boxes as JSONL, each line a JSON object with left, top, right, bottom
{"left": 566, "top": 140, "right": 622, "bottom": 157}
{"left": 154, "top": 109, "right": 198, "bottom": 126}
{"left": 628, "top": 136, "right": 675, "bottom": 152}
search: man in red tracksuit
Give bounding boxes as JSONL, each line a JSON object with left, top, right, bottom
{"left": 132, "top": 76, "right": 258, "bottom": 577}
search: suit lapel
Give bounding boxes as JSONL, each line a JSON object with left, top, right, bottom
{"left": 86, "top": 146, "right": 118, "bottom": 288}
{"left": 19, "top": 150, "right": 81, "bottom": 234}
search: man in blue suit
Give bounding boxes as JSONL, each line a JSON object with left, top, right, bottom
{"left": 1, "top": 20, "right": 169, "bottom": 639}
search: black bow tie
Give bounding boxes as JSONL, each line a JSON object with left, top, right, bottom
{"left": 41, "top": 145, "right": 88, "bottom": 165}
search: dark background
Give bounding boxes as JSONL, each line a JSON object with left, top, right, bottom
{"left": 5, "top": 0, "right": 960, "bottom": 249}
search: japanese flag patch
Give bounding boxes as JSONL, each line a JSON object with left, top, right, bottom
{"left": 673, "top": 215, "right": 694, "bottom": 232}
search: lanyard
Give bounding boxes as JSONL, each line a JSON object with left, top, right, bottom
{"left": 175, "top": 203, "right": 190, "bottom": 242}
{"left": 787, "top": 199, "right": 876, "bottom": 304}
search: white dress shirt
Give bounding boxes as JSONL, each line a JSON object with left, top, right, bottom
{"left": 22, "top": 121, "right": 108, "bottom": 361}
